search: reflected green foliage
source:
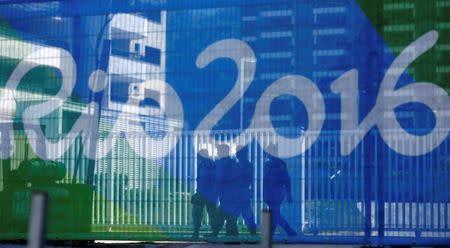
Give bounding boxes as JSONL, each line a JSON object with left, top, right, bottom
{"left": 357, "top": 0, "right": 450, "bottom": 92}
{"left": 0, "top": 19, "right": 93, "bottom": 239}
{"left": 0, "top": 157, "right": 93, "bottom": 238}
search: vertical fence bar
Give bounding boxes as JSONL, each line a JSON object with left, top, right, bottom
{"left": 422, "top": 137, "right": 426, "bottom": 231}
{"left": 348, "top": 136, "right": 356, "bottom": 229}
{"left": 401, "top": 137, "right": 406, "bottom": 230}
{"left": 127, "top": 137, "right": 132, "bottom": 225}
{"left": 111, "top": 145, "right": 115, "bottom": 226}
{"left": 177, "top": 134, "right": 182, "bottom": 226}
{"left": 168, "top": 134, "right": 172, "bottom": 226}
{"left": 408, "top": 140, "right": 413, "bottom": 231}
{"left": 360, "top": 134, "right": 365, "bottom": 233}
{"left": 445, "top": 140, "right": 448, "bottom": 230}
{"left": 259, "top": 132, "right": 265, "bottom": 223}
{"left": 251, "top": 132, "right": 256, "bottom": 225}
{"left": 133, "top": 136, "right": 138, "bottom": 225}
{"left": 394, "top": 137, "right": 399, "bottom": 232}
{"left": 353, "top": 134, "right": 358, "bottom": 231}
{"left": 415, "top": 138, "right": 420, "bottom": 233}
{"left": 318, "top": 137, "right": 323, "bottom": 229}
{"left": 334, "top": 135, "right": 339, "bottom": 231}
{"left": 181, "top": 133, "right": 186, "bottom": 226}
{"left": 117, "top": 137, "right": 122, "bottom": 226}
{"left": 436, "top": 141, "right": 441, "bottom": 231}
{"left": 429, "top": 137, "right": 433, "bottom": 231}
{"left": 143, "top": 135, "right": 148, "bottom": 225}
{"left": 161, "top": 135, "right": 166, "bottom": 226}
{"left": 103, "top": 161, "right": 107, "bottom": 225}
{"left": 376, "top": 133, "right": 380, "bottom": 234}
{"left": 300, "top": 132, "right": 306, "bottom": 232}
{"left": 326, "top": 135, "right": 331, "bottom": 230}
{"left": 387, "top": 136, "right": 392, "bottom": 231}
{"left": 121, "top": 138, "right": 126, "bottom": 226}
{"left": 340, "top": 136, "right": 344, "bottom": 228}
{"left": 150, "top": 137, "right": 154, "bottom": 225}
{"left": 306, "top": 135, "right": 311, "bottom": 228}
{"left": 138, "top": 135, "right": 143, "bottom": 225}
{"left": 178, "top": 137, "right": 181, "bottom": 225}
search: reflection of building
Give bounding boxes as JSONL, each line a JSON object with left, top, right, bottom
{"left": 98, "top": 12, "right": 179, "bottom": 224}
{"left": 106, "top": 13, "right": 166, "bottom": 113}
{"left": 381, "top": 0, "right": 449, "bottom": 89}
{"left": 380, "top": 1, "right": 450, "bottom": 128}
{"left": 0, "top": 10, "right": 181, "bottom": 225}
{"left": 166, "top": 7, "right": 241, "bottom": 129}
{"left": 240, "top": 2, "right": 299, "bottom": 129}
{"left": 238, "top": 1, "right": 449, "bottom": 132}
{"left": 168, "top": 3, "right": 304, "bottom": 130}
{"left": 373, "top": 0, "right": 450, "bottom": 203}
{"left": 239, "top": 2, "right": 359, "bottom": 130}
{"left": 102, "top": 12, "right": 181, "bottom": 134}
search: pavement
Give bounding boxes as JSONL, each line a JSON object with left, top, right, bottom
{"left": 0, "top": 241, "right": 360, "bottom": 248}
{"left": 183, "top": 244, "right": 357, "bottom": 248}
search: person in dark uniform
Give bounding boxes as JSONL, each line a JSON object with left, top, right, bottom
{"left": 191, "top": 148, "right": 218, "bottom": 239}
{"left": 214, "top": 143, "right": 240, "bottom": 237}
{"left": 263, "top": 144, "right": 297, "bottom": 236}
{"left": 235, "top": 145, "right": 257, "bottom": 235}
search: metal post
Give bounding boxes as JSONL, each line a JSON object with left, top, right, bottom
{"left": 262, "top": 209, "right": 272, "bottom": 248}
{"left": 28, "top": 192, "right": 48, "bottom": 248}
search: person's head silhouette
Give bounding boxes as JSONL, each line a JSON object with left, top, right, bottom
{"left": 198, "top": 148, "right": 210, "bottom": 159}
{"left": 217, "top": 143, "right": 230, "bottom": 158}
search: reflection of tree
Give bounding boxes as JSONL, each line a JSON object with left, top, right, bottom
{"left": 0, "top": 156, "right": 93, "bottom": 235}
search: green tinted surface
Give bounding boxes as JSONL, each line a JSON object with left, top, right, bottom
{"left": 0, "top": 18, "right": 93, "bottom": 239}
{"left": 357, "top": 0, "right": 450, "bottom": 92}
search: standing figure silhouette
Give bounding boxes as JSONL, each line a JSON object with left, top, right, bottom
{"left": 263, "top": 144, "right": 297, "bottom": 236}
{"left": 191, "top": 148, "right": 218, "bottom": 239}
{"left": 235, "top": 145, "right": 257, "bottom": 235}
{"left": 214, "top": 143, "right": 240, "bottom": 237}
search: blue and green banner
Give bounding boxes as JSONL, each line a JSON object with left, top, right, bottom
{"left": 0, "top": 0, "right": 449, "bottom": 245}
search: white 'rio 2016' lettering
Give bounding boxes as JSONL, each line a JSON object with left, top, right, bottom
{"left": 0, "top": 30, "right": 448, "bottom": 160}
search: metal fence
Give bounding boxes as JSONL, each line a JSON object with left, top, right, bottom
{"left": 1, "top": 128, "right": 449, "bottom": 244}
{"left": 88, "top": 129, "right": 303, "bottom": 233}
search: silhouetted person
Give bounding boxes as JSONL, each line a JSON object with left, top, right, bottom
{"left": 214, "top": 143, "right": 240, "bottom": 237}
{"left": 192, "top": 148, "right": 218, "bottom": 239}
{"left": 263, "top": 144, "right": 297, "bottom": 236}
{"left": 235, "top": 145, "right": 257, "bottom": 235}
